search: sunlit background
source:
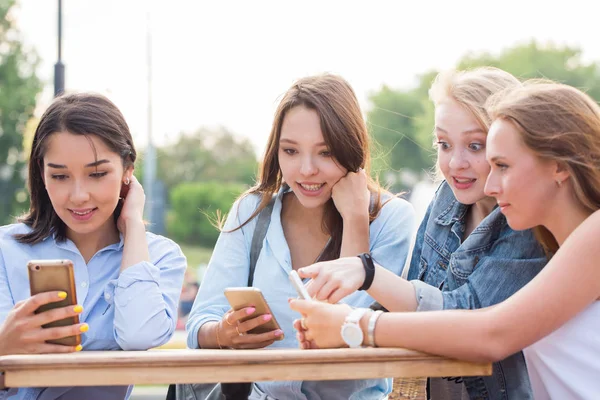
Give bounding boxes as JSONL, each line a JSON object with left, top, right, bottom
{"left": 3, "top": 2, "right": 600, "bottom": 396}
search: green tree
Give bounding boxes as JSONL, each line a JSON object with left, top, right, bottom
{"left": 137, "top": 127, "right": 258, "bottom": 191}
{"left": 368, "top": 41, "right": 600, "bottom": 191}
{"left": 457, "top": 40, "right": 600, "bottom": 100}
{"left": 0, "top": 0, "right": 42, "bottom": 223}
{"left": 167, "top": 181, "right": 246, "bottom": 246}
{"left": 367, "top": 85, "right": 434, "bottom": 190}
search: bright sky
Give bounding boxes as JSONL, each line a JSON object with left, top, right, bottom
{"left": 13, "top": 0, "right": 600, "bottom": 155}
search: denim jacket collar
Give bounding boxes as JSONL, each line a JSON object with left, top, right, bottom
{"left": 433, "top": 196, "right": 469, "bottom": 226}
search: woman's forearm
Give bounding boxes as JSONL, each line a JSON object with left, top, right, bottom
{"left": 120, "top": 219, "right": 150, "bottom": 271}
{"left": 358, "top": 307, "right": 504, "bottom": 362}
{"left": 366, "top": 266, "right": 418, "bottom": 312}
{"left": 340, "top": 214, "right": 370, "bottom": 257}
{"left": 197, "top": 321, "right": 220, "bottom": 349}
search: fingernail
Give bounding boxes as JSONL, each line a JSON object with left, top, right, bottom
{"left": 73, "top": 305, "right": 83, "bottom": 313}
{"left": 288, "top": 298, "right": 293, "bottom": 303}
{"left": 246, "top": 307, "right": 255, "bottom": 315}
{"left": 75, "top": 345, "right": 83, "bottom": 352}
{"left": 274, "top": 329, "right": 283, "bottom": 336}
{"left": 80, "top": 324, "right": 89, "bottom": 333}
{"left": 58, "top": 291, "right": 67, "bottom": 299}
{"left": 263, "top": 314, "right": 272, "bottom": 321}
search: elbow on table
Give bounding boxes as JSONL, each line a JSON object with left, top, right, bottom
{"left": 116, "top": 321, "right": 175, "bottom": 351}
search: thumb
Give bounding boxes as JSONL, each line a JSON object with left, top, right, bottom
{"left": 289, "top": 298, "right": 314, "bottom": 315}
{"left": 298, "top": 263, "right": 320, "bottom": 279}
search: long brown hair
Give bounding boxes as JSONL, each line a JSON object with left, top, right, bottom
{"left": 234, "top": 74, "right": 386, "bottom": 261}
{"left": 16, "top": 93, "right": 136, "bottom": 244}
{"left": 487, "top": 81, "right": 600, "bottom": 254}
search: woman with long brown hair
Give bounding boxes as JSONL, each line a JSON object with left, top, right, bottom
{"left": 291, "top": 81, "right": 600, "bottom": 399}
{"left": 186, "top": 74, "right": 416, "bottom": 399}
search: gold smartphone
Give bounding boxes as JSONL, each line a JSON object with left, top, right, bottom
{"left": 28, "top": 259, "right": 81, "bottom": 346}
{"left": 224, "top": 287, "right": 284, "bottom": 340}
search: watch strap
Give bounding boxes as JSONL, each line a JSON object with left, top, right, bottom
{"left": 346, "top": 307, "right": 369, "bottom": 324}
{"left": 357, "top": 252, "right": 375, "bottom": 291}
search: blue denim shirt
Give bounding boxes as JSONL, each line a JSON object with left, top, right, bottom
{"left": 407, "top": 181, "right": 547, "bottom": 400}
{"left": 187, "top": 187, "right": 416, "bottom": 400}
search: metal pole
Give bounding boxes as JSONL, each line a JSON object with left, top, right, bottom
{"left": 54, "top": 0, "right": 65, "bottom": 97}
{"left": 143, "top": 10, "right": 155, "bottom": 227}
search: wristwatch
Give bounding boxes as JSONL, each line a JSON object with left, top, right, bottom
{"left": 340, "top": 308, "right": 369, "bottom": 348}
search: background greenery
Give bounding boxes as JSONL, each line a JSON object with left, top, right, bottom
{"left": 3, "top": 0, "right": 600, "bottom": 252}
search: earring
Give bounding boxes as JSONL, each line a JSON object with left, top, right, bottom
{"left": 556, "top": 180, "right": 562, "bottom": 187}
{"left": 124, "top": 177, "right": 130, "bottom": 186}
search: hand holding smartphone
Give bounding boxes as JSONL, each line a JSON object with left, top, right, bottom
{"left": 28, "top": 260, "right": 81, "bottom": 346}
{"left": 224, "top": 287, "right": 284, "bottom": 339}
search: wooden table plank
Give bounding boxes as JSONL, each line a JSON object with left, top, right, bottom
{"left": 0, "top": 348, "right": 491, "bottom": 388}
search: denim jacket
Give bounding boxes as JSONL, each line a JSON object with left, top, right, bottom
{"left": 407, "top": 181, "right": 547, "bottom": 400}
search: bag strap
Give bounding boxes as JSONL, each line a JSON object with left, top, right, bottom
{"left": 248, "top": 196, "right": 276, "bottom": 287}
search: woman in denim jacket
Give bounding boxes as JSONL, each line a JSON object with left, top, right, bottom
{"left": 293, "top": 68, "right": 547, "bottom": 400}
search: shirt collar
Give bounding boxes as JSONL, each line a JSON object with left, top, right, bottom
{"left": 50, "top": 231, "right": 125, "bottom": 253}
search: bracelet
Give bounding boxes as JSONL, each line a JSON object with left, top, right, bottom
{"left": 357, "top": 252, "right": 375, "bottom": 291}
{"left": 216, "top": 322, "right": 224, "bottom": 349}
{"left": 367, "top": 310, "right": 383, "bottom": 347}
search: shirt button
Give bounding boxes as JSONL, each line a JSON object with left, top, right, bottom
{"left": 81, "top": 281, "right": 88, "bottom": 288}
{"left": 105, "top": 293, "right": 111, "bottom": 301}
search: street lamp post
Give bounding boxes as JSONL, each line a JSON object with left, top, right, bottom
{"left": 54, "top": 0, "right": 65, "bottom": 97}
{"left": 144, "top": 10, "right": 156, "bottom": 228}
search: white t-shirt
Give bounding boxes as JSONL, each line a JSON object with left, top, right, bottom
{"left": 523, "top": 301, "right": 600, "bottom": 400}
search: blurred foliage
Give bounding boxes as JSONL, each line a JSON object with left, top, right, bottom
{"left": 0, "top": 0, "right": 42, "bottom": 224}
{"left": 167, "top": 181, "right": 247, "bottom": 246}
{"left": 368, "top": 40, "right": 600, "bottom": 192}
{"left": 136, "top": 126, "right": 258, "bottom": 190}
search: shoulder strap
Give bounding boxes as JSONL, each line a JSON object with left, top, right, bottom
{"left": 248, "top": 196, "right": 276, "bottom": 286}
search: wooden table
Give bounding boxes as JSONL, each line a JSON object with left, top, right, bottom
{"left": 0, "top": 348, "right": 491, "bottom": 388}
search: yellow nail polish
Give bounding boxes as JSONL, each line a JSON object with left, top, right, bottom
{"left": 80, "top": 324, "right": 89, "bottom": 333}
{"left": 58, "top": 291, "right": 67, "bottom": 299}
{"left": 73, "top": 305, "right": 83, "bottom": 313}
{"left": 75, "top": 345, "right": 83, "bottom": 352}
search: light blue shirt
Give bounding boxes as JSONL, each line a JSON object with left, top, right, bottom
{"left": 187, "top": 188, "right": 416, "bottom": 400}
{"left": 0, "top": 223, "right": 187, "bottom": 400}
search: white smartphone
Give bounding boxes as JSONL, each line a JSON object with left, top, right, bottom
{"left": 289, "top": 270, "right": 312, "bottom": 300}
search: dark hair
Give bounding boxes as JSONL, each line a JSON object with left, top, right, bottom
{"left": 232, "top": 74, "right": 386, "bottom": 261}
{"left": 15, "top": 93, "right": 136, "bottom": 244}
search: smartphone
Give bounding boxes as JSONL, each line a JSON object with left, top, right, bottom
{"left": 28, "top": 260, "right": 81, "bottom": 346}
{"left": 289, "top": 270, "right": 312, "bottom": 300}
{"left": 223, "top": 287, "right": 284, "bottom": 340}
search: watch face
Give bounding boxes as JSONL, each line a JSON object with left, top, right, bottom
{"left": 341, "top": 324, "right": 363, "bottom": 348}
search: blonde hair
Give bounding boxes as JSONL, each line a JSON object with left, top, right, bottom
{"left": 429, "top": 67, "right": 521, "bottom": 131}
{"left": 429, "top": 67, "right": 521, "bottom": 181}
{"left": 487, "top": 81, "right": 600, "bottom": 254}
